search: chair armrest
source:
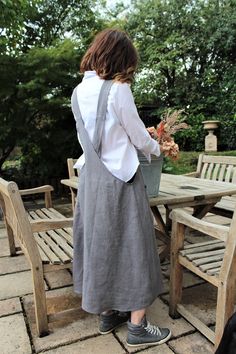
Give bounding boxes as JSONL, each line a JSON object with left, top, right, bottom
{"left": 20, "top": 185, "right": 54, "bottom": 208}
{"left": 61, "top": 177, "right": 79, "bottom": 189}
{"left": 184, "top": 171, "right": 200, "bottom": 177}
{"left": 30, "top": 217, "right": 73, "bottom": 233}
{"left": 170, "top": 209, "right": 229, "bottom": 242}
{"left": 20, "top": 185, "right": 54, "bottom": 195}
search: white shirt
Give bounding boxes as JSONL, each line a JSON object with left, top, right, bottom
{"left": 74, "top": 71, "right": 160, "bottom": 182}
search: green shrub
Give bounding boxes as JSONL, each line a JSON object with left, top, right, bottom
{"left": 218, "top": 116, "right": 236, "bottom": 151}
{"left": 173, "top": 113, "right": 205, "bottom": 152}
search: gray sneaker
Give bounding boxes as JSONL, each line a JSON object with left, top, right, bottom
{"left": 127, "top": 317, "right": 171, "bottom": 347}
{"left": 99, "top": 311, "right": 130, "bottom": 334}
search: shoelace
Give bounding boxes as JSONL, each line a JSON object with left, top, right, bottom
{"left": 144, "top": 321, "right": 162, "bottom": 336}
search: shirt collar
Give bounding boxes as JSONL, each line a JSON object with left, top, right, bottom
{"left": 83, "top": 71, "right": 97, "bottom": 80}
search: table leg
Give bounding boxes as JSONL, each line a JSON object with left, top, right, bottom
{"left": 193, "top": 203, "right": 216, "bottom": 219}
{"left": 151, "top": 206, "right": 169, "bottom": 235}
{"left": 158, "top": 244, "right": 170, "bottom": 262}
{"left": 165, "top": 207, "right": 172, "bottom": 230}
{"left": 151, "top": 206, "right": 170, "bottom": 261}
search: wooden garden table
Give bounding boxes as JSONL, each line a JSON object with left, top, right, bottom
{"left": 61, "top": 173, "right": 236, "bottom": 260}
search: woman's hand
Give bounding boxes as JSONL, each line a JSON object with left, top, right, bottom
{"left": 147, "top": 126, "right": 158, "bottom": 140}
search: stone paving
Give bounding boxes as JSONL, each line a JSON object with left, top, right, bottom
{"left": 0, "top": 197, "right": 231, "bottom": 354}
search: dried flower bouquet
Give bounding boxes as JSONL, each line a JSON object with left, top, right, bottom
{"left": 147, "top": 109, "right": 188, "bottom": 160}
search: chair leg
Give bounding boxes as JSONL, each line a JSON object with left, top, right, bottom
{"left": 32, "top": 266, "right": 49, "bottom": 337}
{"left": 45, "top": 191, "right": 52, "bottom": 208}
{"left": 70, "top": 188, "right": 76, "bottom": 213}
{"left": 6, "top": 223, "right": 17, "bottom": 256}
{"left": 214, "top": 277, "right": 236, "bottom": 349}
{"left": 169, "top": 221, "right": 185, "bottom": 318}
{"left": 0, "top": 200, "right": 17, "bottom": 256}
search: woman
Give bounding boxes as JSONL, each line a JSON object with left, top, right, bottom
{"left": 71, "top": 28, "right": 171, "bottom": 347}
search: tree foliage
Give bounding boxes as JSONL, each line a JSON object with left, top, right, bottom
{"left": 0, "top": 0, "right": 103, "bottom": 180}
{"left": 1, "top": 0, "right": 236, "bottom": 184}
{"left": 123, "top": 0, "right": 236, "bottom": 150}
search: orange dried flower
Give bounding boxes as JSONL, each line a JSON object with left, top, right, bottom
{"left": 157, "top": 121, "right": 165, "bottom": 139}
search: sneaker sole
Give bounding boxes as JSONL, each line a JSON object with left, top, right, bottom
{"left": 126, "top": 330, "right": 172, "bottom": 347}
{"left": 99, "top": 321, "right": 127, "bottom": 335}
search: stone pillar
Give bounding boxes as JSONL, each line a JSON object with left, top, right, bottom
{"left": 202, "top": 120, "right": 219, "bottom": 152}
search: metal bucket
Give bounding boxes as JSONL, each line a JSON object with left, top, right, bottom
{"left": 138, "top": 152, "right": 163, "bottom": 198}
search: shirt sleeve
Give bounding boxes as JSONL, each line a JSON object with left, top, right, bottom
{"left": 112, "top": 82, "right": 160, "bottom": 162}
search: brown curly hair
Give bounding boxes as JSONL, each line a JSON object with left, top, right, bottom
{"left": 80, "top": 29, "right": 138, "bottom": 83}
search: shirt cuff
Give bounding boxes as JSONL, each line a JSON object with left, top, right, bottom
{"left": 74, "top": 154, "right": 85, "bottom": 169}
{"left": 140, "top": 139, "right": 160, "bottom": 162}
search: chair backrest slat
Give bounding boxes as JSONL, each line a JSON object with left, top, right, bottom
{"left": 218, "top": 165, "right": 227, "bottom": 181}
{"left": 200, "top": 163, "right": 209, "bottom": 179}
{"left": 212, "top": 163, "right": 221, "bottom": 180}
{"left": 67, "top": 158, "right": 80, "bottom": 178}
{"left": 225, "top": 165, "right": 233, "bottom": 183}
{"left": 232, "top": 169, "right": 236, "bottom": 184}
{"left": 206, "top": 163, "right": 214, "bottom": 180}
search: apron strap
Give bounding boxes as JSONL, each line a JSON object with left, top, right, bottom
{"left": 71, "top": 80, "right": 114, "bottom": 157}
{"left": 93, "top": 80, "right": 113, "bottom": 157}
{"left": 71, "top": 88, "right": 90, "bottom": 149}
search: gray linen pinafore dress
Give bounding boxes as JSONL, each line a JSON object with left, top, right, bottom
{"left": 71, "top": 80, "right": 163, "bottom": 314}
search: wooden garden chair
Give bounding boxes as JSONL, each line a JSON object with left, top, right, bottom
{"left": 186, "top": 154, "right": 236, "bottom": 217}
{"left": 169, "top": 207, "right": 236, "bottom": 350}
{"left": 0, "top": 177, "right": 73, "bottom": 337}
{"left": 2, "top": 184, "right": 54, "bottom": 256}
